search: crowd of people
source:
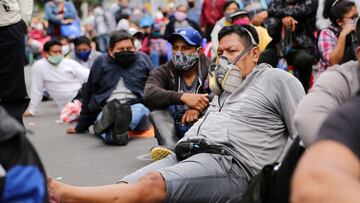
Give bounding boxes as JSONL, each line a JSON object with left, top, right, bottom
{"left": 0, "top": 0, "right": 360, "bottom": 202}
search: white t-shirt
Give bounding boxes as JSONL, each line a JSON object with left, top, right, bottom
{"left": 27, "top": 58, "right": 90, "bottom": 115}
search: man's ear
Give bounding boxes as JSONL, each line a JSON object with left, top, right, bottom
{"left": 356, "top": 46, "right": 360, "bottom": 61}
{"left": 251, "top": 47, "right": 261, "bottom": 63}
{"left": 196, "top": 47, "right": 203, "bottom": 55}
{"left": 108, "top": 48, "right": 114, "bottom": 58}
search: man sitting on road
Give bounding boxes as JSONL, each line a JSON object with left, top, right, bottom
{"left": 24, "top": 39, "right": 89, "bottom": 117}
{"left": 67, "top": 30, "right": 155, "bottom": 146}
{"left": 49, "top": 25, "right": 305, "bottom": 203}
{"left": 70, "top": 36, "right": 102, "bottom": 69}
{"left": 144, "top": 27, "right": 211, "bottom": 160}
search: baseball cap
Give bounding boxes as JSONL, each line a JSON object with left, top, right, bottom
{"left": 168, "top": 27, "right": 202, "bottom": 46}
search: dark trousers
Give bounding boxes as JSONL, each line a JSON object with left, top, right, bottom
{"left": 205, "top": 24, "right": 215, "bottom": 42}
{"left": 286, "top": 49, "right": 315, "bottom": 92}
{"left": 258, "top": 46, "right": 314, "bottom": 92}
{"left": 0, "top": 20, "right": 28, "bottom": 124}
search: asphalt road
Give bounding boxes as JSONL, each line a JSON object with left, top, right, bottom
{"left": 23, "top": 65, "right": 157, "bottom": 186}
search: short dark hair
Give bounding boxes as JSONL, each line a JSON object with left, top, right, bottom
{"left": 218, "top": 25, "right": 259, "bottom": 47}
{"left": 356, "top": 18, "right": 360, "bottom": 46}
{"left": 176, "top": 4, "right": 187, "bottom": 11}
{"left": 43, "top": 38, "right": 62, "bottom": 52}
{"left": 323, "top": 0, "right": 356, "bottom": 25}
{"left": 109, "top": 30, "right": 134, "bottom": 49}
{"left": 73, "top": 36, "right": 91, "bottom": 48}
{"left": 223, "top": 0, "right": 240, "bottom": 12}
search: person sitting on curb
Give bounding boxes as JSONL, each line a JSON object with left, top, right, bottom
{"left": 48, "top": 25, "right": 305, "bottom": 203}
{"left": 69, "top": 36, "right": 102, "bottom": 69}
{"left": 24, "top": 39, "right": 89, "bottom": 117}
{"left": 67, "top": 30, "right": 155, "bottom": 146}
{"left": 144, "top": 27, "right": 212, "bottom": 160}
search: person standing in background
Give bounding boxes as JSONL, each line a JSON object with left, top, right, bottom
{"left": 44, "top": 0, "right": 78, "bottom": 37}
{"left": 187, "top": 0, "right": 201, "bottom": 25}
{"left": 200, "top": 0, "right": 226, "bottom": 41}
{"left": 92, "top": 3, "right": 116, "bottom": 53}
{"left": 0, "top": 0, "right": 33, "bottom": 125}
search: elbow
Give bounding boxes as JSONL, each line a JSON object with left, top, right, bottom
{"left": 294, "top": 110, "right": 316, "bottom": 147}
{"left": 144, "top": 92, "right": 161, "bottom": 109}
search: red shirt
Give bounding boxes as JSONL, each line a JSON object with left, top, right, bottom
{"left": 200, "top": 0, "right": 226, "bottom": 27}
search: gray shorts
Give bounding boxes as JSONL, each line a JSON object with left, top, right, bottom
{"left": 120, "top": 153, "right": 249, "bottom": 203}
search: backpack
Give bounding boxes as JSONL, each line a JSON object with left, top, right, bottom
{"left": 227, "top": 136, "right": 305, "bottom": 203}
{"left": 0, "top": 107, "right": 48, "bottom": 203}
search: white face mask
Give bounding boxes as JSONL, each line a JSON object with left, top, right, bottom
{"left": 134, "top": 39, "right": 142, "bottom": 51}
{"left": 93, "top": 7, "right": 104, "bottom": 16}
{"left": 33, "top": 23, "right": 44, "bottom": 31}
{"left": 61, "top": 45, "right": 71, "bottom": 55}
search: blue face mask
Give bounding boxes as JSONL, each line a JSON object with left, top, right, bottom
{"left": 75, "top": 50, "right": 91, "bottom": 61}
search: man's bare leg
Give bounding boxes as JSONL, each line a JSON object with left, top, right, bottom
{"left": 50, "top": 172, "right": 166, "bottom": 203}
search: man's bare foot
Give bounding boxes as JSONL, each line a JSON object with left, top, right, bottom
{"left": 48, "top": 176, "right": 64, "bottom": 203}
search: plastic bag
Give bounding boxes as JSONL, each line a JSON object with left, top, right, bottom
{"left": 60, "top": 99, "right": 82, "bottom": 123}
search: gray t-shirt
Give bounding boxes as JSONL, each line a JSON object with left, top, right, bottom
{"left": 107, "top": 78, "right": 137, "bottom": 103}
{"left": 180, "top": 63, "right": 305, "bottom": 175}
{"left": 294, "top": 60, "right": 360, "bottom": 146}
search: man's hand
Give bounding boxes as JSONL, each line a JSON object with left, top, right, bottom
{"left": 282, "top": 16, "right": 298, "bottom": 32}
{"left": 67, "top": 127, "right": 77, "bottom": 134}
{"left": 23, "top": 111, "right": 33, "bottom": 117}
{"left": 181, "top": 109, "right": 200, "bottom": 124}
{"left": 180, "top": 93, "right": 209, "bottom": 111}
{"left": 252, "top": 11, "right": 268, "bottom": 26}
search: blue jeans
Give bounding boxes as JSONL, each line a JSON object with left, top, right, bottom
{"left": 97, "top": 34, "right": 109, "bottom": 53}
{"left": 150, "top": 50, "right": 160, "bottom": 67}
{"left": 97, "top": 103, "right": 150, "bottom": 144}
{"left": 167, "top": 105, "right": 192, "bottom": 139}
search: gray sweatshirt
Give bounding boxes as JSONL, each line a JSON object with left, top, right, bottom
{"left": 294, "top": 60, "right": 360, "bottom": 146}
{"left": 181, "top": 63, "right": 305, "bottom": 175}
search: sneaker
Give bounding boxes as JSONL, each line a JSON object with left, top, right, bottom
{"left": 150, "top": 146, "right": 174, "bottom": 161}
{"left": 111, "top": 102, "right": 132, "bottom": 145}
{"left": 94, "top": 99, "right": 122, "bottom": 135}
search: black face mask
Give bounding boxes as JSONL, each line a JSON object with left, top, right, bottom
{"left": 188, "top": 2, "right": 195, "bottom": 8}
{"left": 114, "top": 51, "right": 137, "bottom": 68}
{"left": 285, "top": 0, "right": 298, "bottom": 4}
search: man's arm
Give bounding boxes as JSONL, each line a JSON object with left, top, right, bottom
{"left": 26, "top": 63, "right": 45, "bottom": 116}
{"left": 275, "top": 72, "right": 305, "bottom": 139}
{"left": 17, "top": 0, "right": 33, "bottom": 24}
{"left": 294, "top": 69, "right": 352, "bottom": 146}
{"left": 63, "top": 2, "right": 78, "bottom": 20}
{"left": 44, "top": 2, "right": 62, "bottom": 24}
{"left": 70, "top": 60, "right": 90, "bottom": 83}
{"left": 144, "top": 67, "right": 183, "bottom": 109}
{"left": 267, "top": 0, "right": 318, "bottom": 19}
{"left": 291, "top": 140, "right": 360, "bottom": 203}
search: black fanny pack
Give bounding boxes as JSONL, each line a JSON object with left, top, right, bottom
{"left": 175, "top": 139, "right": 228, "bottom": 161}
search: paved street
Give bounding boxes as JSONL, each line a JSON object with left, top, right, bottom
{"left": 23, "top": 65, "right": 156, "bottom": 186}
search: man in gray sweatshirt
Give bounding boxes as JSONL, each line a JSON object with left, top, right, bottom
{"left": 48, "top": 25, "right": 305, "bottom": 203}
{"left": 294, "top": 19, "right": 360, "bottom": 147}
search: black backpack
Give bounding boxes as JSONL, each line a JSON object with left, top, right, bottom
{"left": 227, "top": 136, "right": 305, "bottom": 203}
